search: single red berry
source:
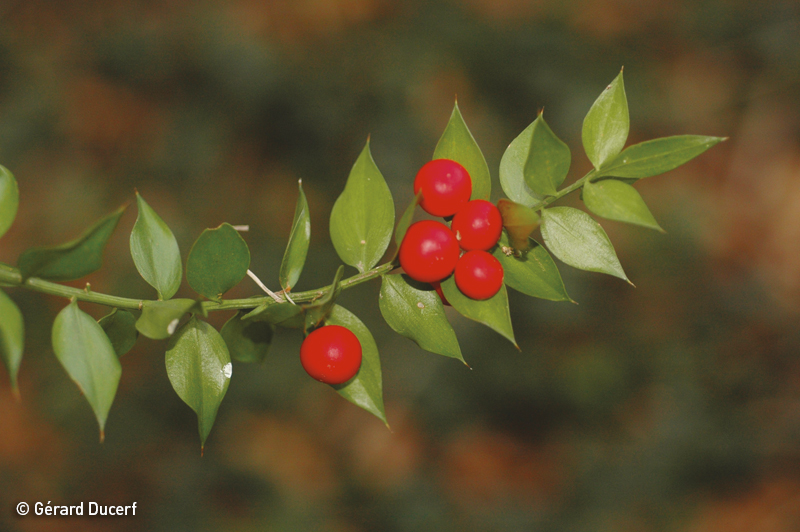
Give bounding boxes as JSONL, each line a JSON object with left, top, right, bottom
{"left": 432, "top": 281, "right": 451, "bottom": 306}
{"left": 399, "top": 220, "right": 460, "bottom": 283}
{"left": 300, "top": 325, "right": 362, "bottom": 385}
{"left": 454, "top": 250, "right": 504, "bottom": 300}
{"left": 413, "top": 159, "right": 472, "bottom": 217}
{"left": 451, "top": 199, "right": 503, "bottom": 251}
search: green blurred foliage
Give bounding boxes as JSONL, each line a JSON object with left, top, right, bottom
{"left": 2, "top": 0, "right": 800, "bottom": 531}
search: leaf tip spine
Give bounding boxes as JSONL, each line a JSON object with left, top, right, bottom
{"left": 11, "top": 386, "right": 21, "bottom": 402}
{"left": 99, "top": 430, "right": 105, "bottom": 444}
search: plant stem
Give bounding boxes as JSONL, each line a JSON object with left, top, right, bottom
{"left": 530, "top": 168, "right": 597, "bottom": 211}
{"left": 0, "top": 262, "right": 395, "bottom": 313}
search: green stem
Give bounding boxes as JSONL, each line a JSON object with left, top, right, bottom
{"left": 531, "top": 168, "right": 597, "bottom": 211}
{"left": 0, "top": 262, "right": 395, "bottom": 313}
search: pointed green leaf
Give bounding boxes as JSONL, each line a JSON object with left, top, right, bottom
{"left": 166, "top": 317, "right": 231, "bottom": 447}
{"left": 379, "top": 274, "right": 464, "bottom": 363}
{"left": 583, "top": 70, "right": 629, "bottom": 170}
{"left": 493, "top": 233, "right": 571, "bottom": 302}
{"left": 279, "top": 180, "right": 311, "bottom": 292}
{"left": 221, "top": 311, "right": 274, "bottom": 364}
{"left": 393, "top": 191, "right": 422, "bottom": 254}
{"left": 441, "top": 276, "right": 516, "bottom": 347}
{"left": 0, "top": 165, "right": 19, "bottom": 240}
{"left": 0, "top": 289, "right": 24, "bottom": 392}
{"left": 326, "top": 305, "right": 386, "bottom": 424}
{"left": 497, "top": 199, "right": 540, "bottom": 252}
{"left": 599, "top": 135, "right": 726, "bottom": 178}
{"left": 434, "top": 102, "right": 491, "bottom": 201}
{"left": 330, "top": 141, "right": 395, "bottom": 273}
{"left": 136, "top": 298, "right": 205, "bottom": 340}
{"left": 52, "top": 300, "right": 121, "bottom": 438}
{"left": 524, "top": 113, "right": 571, "bottom": 196}
{"left": 541, "top": 207, "right": 629, "bottom": 282}
{"left": 243, "top": 301, "right": 304, "bottom": 328}
{"left": 98, "top": 309, "right": 138, "bottom": 357}
{"left": 302, "top": 265, "right": 344, "bottom": 332}
{"left": 583, "top": 179, "right": 663, "bottom": 232}
{"left": 186, "top": 223, "right": 250, "bottom": 300}
{"left": 500, "top": 120, "right": 545, "bottom": 208}
{"left": 130, "top": 192, "right": 182, "bottom": 300}
{"left": 18, "top": 206, "right": 126, "bottom": 281}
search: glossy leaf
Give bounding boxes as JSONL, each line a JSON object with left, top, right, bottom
{"left": 279, "top": 180, "right": 311, "bottom": 292}
{"left": 243, "top": 301, "right": 304, "bottom": 328}
{"left": 583, "top": 179, "right": 663, "bottom": 232}
{"left": 379, "top": 274, "right": 464, "bottom": 363}
{"left": 540, "top": 207, "right": 629, "bottom": 282}
{"left": 0, "top": 289, "right": 24, "bottom": 392}
{"left": 330, "top": 140, "right": 395, "bottom": 273}
{"left": 392, "top": 191, "right": 422, "bottom": 256}
{"left": 499, "top": 120, "right": 544, "bottom": 208}
{"left": 599, "top": 135, "right": 726, "bottom": 178}
{"left": 524, "top": 113, "right": 571, "bottom": 196}
{"left": 441, "top": 276, "right": 516, "bottom": 347}
{"left": 326, "top": 305, "right": 386, "bottom": 425}
{"left": 98, "top": 309, "right": 138, "bottom": 357}
{"left": 130, "top": 192, "right": 182, "bottom": 300}
{"left": 0, "top": 165, "right": 19, "bottom": 240}
{"left": 18, "top": 206, "right": 126, "bottom": 281}
{"left": 433, "top": 102, "right": 491, "bottom": 201}
{"left": 302, "top": 265, "right": 344, "bottom": 332}
{"left": 186, "top": 223, "right": 250, "bottom": 300}
{"left": 493, "top": 233, "right": 571, "bottom": 302}
{"left": 497, "top": 199, "right": 540, "bottom": 252}
{"left": 52, "top": 300, "right": 121, "bottom": 439}
{"left": 221, "top": 311, "right": 274, "bottom": 364}
{"left": 166, "top": 317, "right": 231, "bottom": 448}
{"left": 582, "top": 70, "right": 629, "bottom": 170}
{"left": 136, "top": 298, "right": 205, "bottom": 340}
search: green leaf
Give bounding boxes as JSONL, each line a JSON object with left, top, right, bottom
{"left": 243, "top": 301, "right": 304, "bottom": 328}
{"left": 0, "top": 289, "right": 24, "bottom": 392}
{"left": 186, "top": 223, "right": 250, "bottom": 301}
{"left": 18, "top": 205, "right": 126, "bottom": 281}
{"left": 136, "top": 298, "right": 206, "bottom": 340}
{"left": 493, "top": 232, "right": 571, "bottom": 302}
{"left": 499, "top": 120, "right": 545, "bottom": 208}
{"left": 393, "top": 191, "right": 422, "bottom": 256}
{"left": 433, "top": 102, "right": 491, "bottom": 201}
{"left": 279, "top": 180, "right": 311, "bottom": 292}
{"left": 98, "top": 309, "right": 138, "bottom": 357}
{"left": 583, "top": 69, "right": 629, "bottom": 170}
{"left": 130, "top": 192, "right": 182, "bottom": 300}
{"left": 540, "top": 207, "right": 629, "bottom": 282}
{"left": 221, "top": 311, "right": 274, "bottom": 364}
{"left": 497, "top": 199, "right": 540, "bottom": 252}
{"left": 0, "top": 165, "right": 19, "bottom": 240}
{"left": 599, "top": 135, "right": 726, "bottom": 178}
{"left": 329, "top": 140, "right": 395, "bottom": 273}
{"left": 326, "top": 305, "right": 386, "bottom": 424}
{"left": 302, "top": 265, "right": 344, "bottom": 333}
{"left": 524, "top": 113, "right": 571, "bottom": 196}
{"left": 52, "top": 300, "right": 121, "bottom": 440}
{"left": 441, "top": 276, "right": 516, "bottom": 347}
{"left": 379, "top": 274, "right": 464, "bottom": 363}
{"left": 583, "top": 179, "right": 663, "bottom": 232}
{"left": 166, "top": 317, "right": 231, "bottom": 448}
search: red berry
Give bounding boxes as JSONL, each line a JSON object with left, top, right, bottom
{"left": 451, "top": 200, "right": 503, "bottom": 251}
{"left": 454, "top": 250, "right": 504, "bottom": 300}
{"left": 432, "top": 281, "right": 451, "bottom": 306}
{"left": 399, "top": 220, "right": 460, "bottom": 283}
{"left": 300, "top": 325, "right": 362, "bottom": 385}
{"left": 413, "top": 159, "right": 472, "bottom": 217}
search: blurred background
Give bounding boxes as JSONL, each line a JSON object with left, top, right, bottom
{"left": 1, "top": 0, "right": 800, "bottom": 530}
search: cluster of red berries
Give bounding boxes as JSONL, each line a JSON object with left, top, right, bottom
{"left": 400, "top": 159, "right": 505, "bottom": 301}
